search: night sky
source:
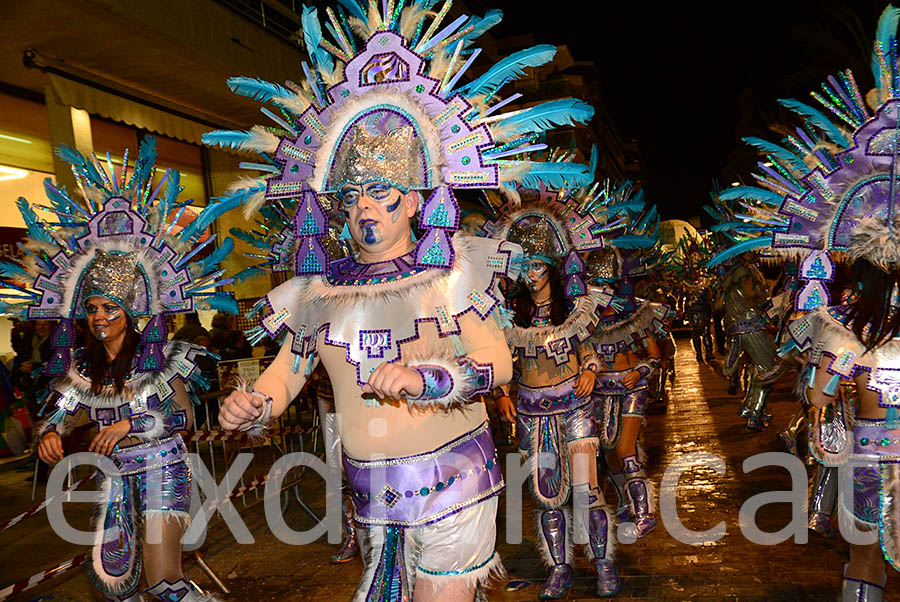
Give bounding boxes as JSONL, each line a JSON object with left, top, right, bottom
{"left": 498, "top": 1, "right": 884, "bottom": 223}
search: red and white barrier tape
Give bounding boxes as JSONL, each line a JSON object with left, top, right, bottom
{"left": 0, "top": 552, "right": 88, "bottom": 601}
{"left": 0, "top": 471, "right": 97, "bottom": 534}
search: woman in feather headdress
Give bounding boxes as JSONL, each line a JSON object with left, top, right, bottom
{"left": 12, "top": 138, "right": 235, "bottom": 601}
{"left": 708, "top": 5, "right": 900, "bottom": 598}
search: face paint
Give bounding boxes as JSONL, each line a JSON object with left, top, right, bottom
{"left": 386, "top": 197, "right": 403, "bottom": 223}
{"left": 523, "top": 260, "right": 550, "bottom": 294}
{"left": 342, "top": 182, "right": 410, "bottom": 250}
{"left": 85, "top": 296, "right": 127, "bottom": 343}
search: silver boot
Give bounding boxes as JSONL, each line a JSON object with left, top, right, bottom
{"left": 588, "top": 507, "right": 621, "bottom": 598}
{"left": 330, "top": 494, "right": 360, "bottom": 563}
{"left": 842, "top": 563, "right": 885, "bottom": 602}
{"left": 620, "top": 454, "right": 656, "bottom": 540}
{"left": 145, "top": 578, "right": 219, "bottom": 601}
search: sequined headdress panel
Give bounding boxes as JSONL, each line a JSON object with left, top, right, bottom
{"left": 327, "top": 110, "right": 427, "bottom": 192}
{"left": 81, "top": 250, "right": 144, "bottom": 314}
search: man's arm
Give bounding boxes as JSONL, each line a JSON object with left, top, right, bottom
{"left": 220, "top": 338, "right": 318, "bottom": 431}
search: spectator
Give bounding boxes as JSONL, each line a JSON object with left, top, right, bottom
{"left": 173, "top": 312, "right": 208, "bottom": 343}
{"left": 209, "top": 312, "right": 230, "bottom": 342}
{"left": 224, "top": 329, "right": 252, "bottom": 360}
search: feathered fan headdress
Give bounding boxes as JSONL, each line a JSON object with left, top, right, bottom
{"left": 708, "top": 5, "right": 900, "bottom": 312}
{"left": 0, "top": 137, "right": 237, "bottom": 376}
{"left": 203, "top": 1, "right": 594, "bottom": 275}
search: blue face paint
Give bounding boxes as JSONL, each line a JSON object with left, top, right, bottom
{"left": 363, "top": 226, "right": 380, "bottom": 245}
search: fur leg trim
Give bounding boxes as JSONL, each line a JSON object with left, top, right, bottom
{"left": 91, "top": 477, "right": 142, "bottom": 596}
{"left": 568, "top": 436, "right": 600, "bottom": 456}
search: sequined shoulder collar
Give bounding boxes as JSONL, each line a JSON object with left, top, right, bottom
{"left": 326, "top": 250, "right": 428, "bottom": 286}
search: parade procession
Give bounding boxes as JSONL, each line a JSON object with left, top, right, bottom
{"left": 1, "top": 0, "right": 900, "bottom": 600}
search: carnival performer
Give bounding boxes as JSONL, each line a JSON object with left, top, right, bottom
{"left": 585, "top": 182, "right": 667, "bottom": 541}
{"left": 7, "top": 138, "right": 235, "bottom": 601}
{"left": 487, "top": 183, "right": 621, "bottom": 599}
{"left": 203, "top": 3, "right": 597, "bottom": 599}
{"left": 715, "top": 254, "right": 777, "bottom": 430}
{"left": 707, "top": 6, "right": 900, "bottom": 597}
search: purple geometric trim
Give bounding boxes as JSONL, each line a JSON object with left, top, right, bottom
{"left": 258, "top": 240, "right": 518, "bottom": 385}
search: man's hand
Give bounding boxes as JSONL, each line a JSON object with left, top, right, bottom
{"left": 496, "top": 395, "right": 516, "bottom": 422}
{"left": 362, "top": 363, "right": 423, "bottom": 400}
{"left": 575, "top": 370, "right": 596, "bottom": 397}
{"left": 623, "top": 370, "right": 641, "bottom": 390}
{"left": 220, "top": 389, "right": 262, "bottom": 431}
{"left": 37, "top": 431, "right": 64, "bottom": 463}
{"left": 89, "top": 419, "right": 130, "bottom": 456}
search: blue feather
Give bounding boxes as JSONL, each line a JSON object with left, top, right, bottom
{"left": 777, "top": 98, "right": 850, "bottom": 146}
{"left": 718, "top": 185, "right": 784, "bottom": 206}
{"left": 42, "top": 180, "right": 75, "bottom": 215}
{"left": 163, "top": 170, "right": 182, "bottom": 223}
{"left": 0, "top": 261, "right": 29, "bottom": 279}
{"left": 494, "top": 98, "right": 594, "bottom": 137}
{"left": 130, "top": 136, "right": 157, "bottom": 190}
{"left": 227, "top": 77, "right": 297, "bottom": 108}
{"left": 589, "top": 144, "right": 598, "bottom": 179}
{"left": 16, "top": 198, "right": 53, "bottom": 244}
{"left": 229, "top": 227, "right": 269, "bottom": 248}
{"left": 336, "top": 0, "right": 367, "bottom": 20}
{"left": 234, "top": 266, "right": 268, "bottom": 282}
{"left": 200, "top": 238, "right": 235, "bottom": 273}
{"left": 706, "top": 237, "right": 771, "bottom": 267}
{"left": 742, "top": 137, "right": 808, "bottom": 173}
{"left": 196, "top": 293, "right": 239, "bottom": 315}
{"left": 634, "top": 206, "right": 657, "bottom": 233}
{"left": 609, "top": 235, "right": 656, "bottom": 249}
{"left": 512, "top": 161, "right": 594, "bottom": 190}
{"left": 461, "top": 10, "right": 503, "bottom": 47}
{"left": 183, "top": 185, "right": 264, "bottom": 240}
{"left": 302, "top": 5, "right": 335, "bottom": 74}
{"left": 202, "top": 130, "right": 260, "bottom": 151}
{"left": 459, "top": 45, "right": 556, "bottom": 97}
{"left": 53, "top": 144, "right": 86, "bottom": 168}
{"left": 873, "top": 6, "right": 900, "bottom": 88}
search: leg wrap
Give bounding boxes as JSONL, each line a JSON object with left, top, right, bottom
{"left": 743, "top": 384, "right": 773, "bottom": 431}
{"left": 91, "top": 474, "right": 142, "bottom": 598}
{"left": 620, "top": 453, "right": 657, "bottom": 540}
{"left": 536, "top": 509, "right": 573, "bottom": 600}
{"left": 607, "top": 468, "right": 629, "bottom": 522}
{"left": 145, "top": 578, "right": 220, "bottom": 601}
{"left": 588, "top": 506, "right": 621, "bottom": 598}
{"left": 808, "top": 464, "right": 838, "bottom": 538}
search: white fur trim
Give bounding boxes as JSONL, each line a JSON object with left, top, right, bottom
{"left": 91, "top": 478, "right": 141, "bottom": 594}
{"left": 406, "top": 356, "right": 472, "bottom": 408}
{"left": 507, "top": 286, "right": 611, "bottom": 352}
{"left": 847, "top": 214, "right": 900, "bottom": 271}
{"left": 594, "top": 299, "right": 667, "bottom": 348}
{"left": 310, "top": 89, "right": 450, "bottom": 191}
{"left": 142, "top": 509, "right": 192, "bottom": 529}
{"left": 128, "top": 409, "right": 166, "bottom": 440}
{"left": 533, "top": 508, "right": 573, "bottom": 568}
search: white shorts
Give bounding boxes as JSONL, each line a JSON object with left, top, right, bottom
{"left": 354, "top": 497, "right": 501, "bottom": 600}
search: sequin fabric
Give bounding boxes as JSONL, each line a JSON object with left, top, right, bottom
{"left": 82, "top": 250, "right": 142, "bottom": 311}
{"left": 330, "top": 112, "right": 426, "bottom": 192}
{"left": 508, "top": 215, "right": 566, "bottom": 259}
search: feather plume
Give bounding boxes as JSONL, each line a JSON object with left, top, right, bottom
{"left": 229, "top": 227, "right": 269, "bottom": 248}
{"left": 0, "top": 261, "right": 30, "bottom": 280}
{"left": 16, "top": 198, "right": 53, "bottom": 244}
{"left": 459, "top": 45, "right": 557, "bottom": 97}
{"left": 348, "top": 16, "right": 372, "bottom": 38}
{"left": 196, "top": 294, "right": 239, "bottom": 314}
{"left": 226, "top": 77, "right": 311, "bottom": 116}
{"left": 719, "top": 185, "right": 785, "bottom": 206}
{"left": 200, "top": 238, "right": 235, "bottom": 274}
{"left": 707, "top": 237, "right": 771, "bottom": 267}
{"left": 872, "top": 5, "right": 900, "bottom": 91}
{"left": 301, "top": 5, "right": 335, "bottom": 74}
{"left": 201, "top": 126, "right": 280, "bottom": 153}
{"left": 499, "top": 160, "right": 593, "bottom": 190}
{"left": 336, "top": 0, "right": 367, "bottom": 20}
{"left": 847, "top": 214, "right": 900, "bottom": 270}
{"left": 777, "top": 98, "right": 851, "bottom": 147}
{"left": 492, "top": 98, "right": 594, "bottom": 140}
{"left": 742, "top": 137, "right": 809, "bottom": 173}
{"left": 428, "top": 47, "right": 453, "bottom": 80}
{"left": 400, "top": 5, "right": 432, "bottom": 39}
{"left": 460, "top": 9, "right": 502, "bottom": 48}
{"left": 130, "top": 136, "right": 157, "bottom": 191}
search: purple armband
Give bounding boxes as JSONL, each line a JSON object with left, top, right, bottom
{"left": 410, "top": 365, "right": 454, "bottom": 400}
{"left": 635, "top": 364, "right": 651, "bottom": 379}
{"left": 460, "top": 357, "right": 494, "bottom": 398}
